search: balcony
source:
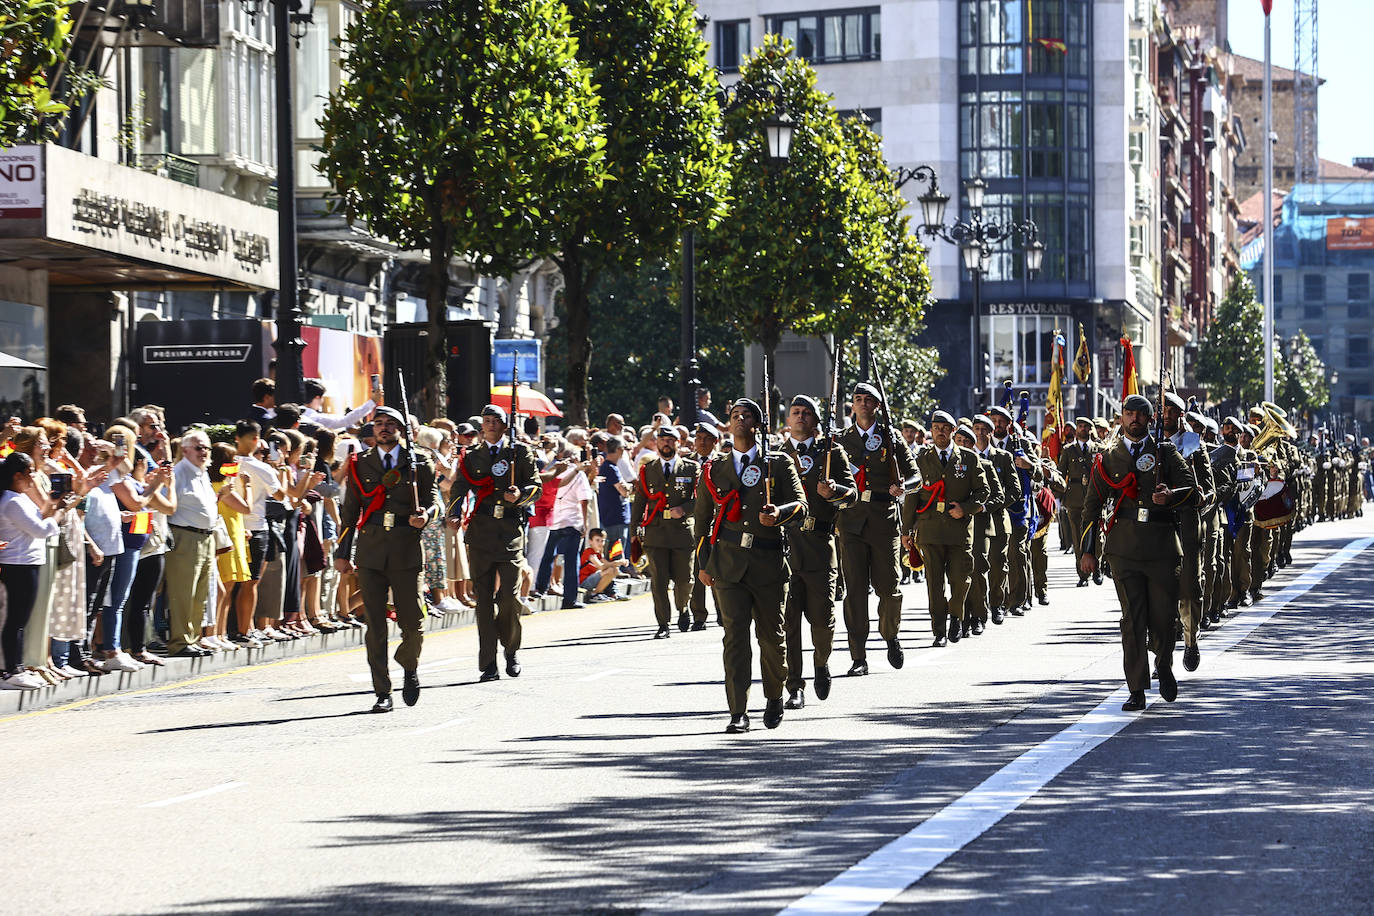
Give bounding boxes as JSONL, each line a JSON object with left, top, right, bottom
{"left": 132, "top": 153, "right": 200, "bottom": 188}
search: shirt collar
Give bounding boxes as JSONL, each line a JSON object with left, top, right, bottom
{"left": 789, "top": 435, "right": 815, "bottom": 450}
{"left": 733, "top": 445, "right": 758, "bottom": 465}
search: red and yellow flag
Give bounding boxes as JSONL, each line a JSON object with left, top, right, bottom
{"left": 1035, "top": 37, "right": 1068, "bottom": 54}
{"left": 1073, "top": 325, "right": 1092, "bottom": 383}
{"left": 130, "top": 511, "right": 152, "bottom": 535}
{"left": 607, "top": 539, "right": 624, "bottom": 560}
{"left": 1120, "top": 335, "right": 1140, "bottom": 399}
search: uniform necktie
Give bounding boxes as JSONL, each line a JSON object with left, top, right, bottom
{"left": 798, "top": 442, "right": 809, "bottom": 457}
{"left": 383, "top": 452, "right": 393, "bottom": 472}
{"left": 940, "top": 449, "right": 949, "bottom": 467}
{"left": 1130, "top": 442, "right": 1142, "bottom": 464}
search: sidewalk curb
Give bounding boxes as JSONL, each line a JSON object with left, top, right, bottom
{"left": 2, "top": 577, "right": 651, "bottom": 718}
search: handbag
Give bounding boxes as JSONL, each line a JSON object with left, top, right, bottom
{"left": 213, "top": 517, "right": 233, "bottom": 555}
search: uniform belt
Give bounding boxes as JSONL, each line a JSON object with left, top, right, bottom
{"left": 170, "top": 523, "right": 213, "bottom": 536}
{"left": 797, "top": 517, "right": 835, "bottom": 536}
{"left": 716, "top": 528, "right": 783, "bottom": 550}
{"left": 857, "top": 490, "right": 894, "bottom": 504}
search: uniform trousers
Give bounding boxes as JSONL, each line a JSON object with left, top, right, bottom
{"left": 1230, "top": 521, "right": 1253, "bottom": 603}
{"left": 1006, "top": 524, "right": 1031, "bottom": 609}
{"left": 1176, "top": 510, "right": 1205, "bottom": 648}
{"left": 840, "top": 525, "right": 903, "bottom": 660}
{"left": 717, "top": 576, "right": 787, "bottom": 716}
{"left": 784, "top": 562, "right": 835, "bottom": 692}
{"left": 357, "top": 564, "right": 425, "bottom": 696}
{"left": 1248, "top": 524, "right": 1273, "bottom": 594}
{"left": 689, "top": 560, "right": 714, "bottom": 625}
{"left": 968, "top": 521, "right": 992, "bottom": 624}
{"left": 1066, "top": 505, "right": 1088, "bottom": 574}
{"left": 645, "top": 545, "right": 692, "bottom": 627}
{"left": 1030, "top": 531, "right": 1049, "bottom": 598}
{"left": 987, "top": 531, "right": 1009, "bottom": 610}
{"left": 921, "top": 540, "right": 973, "bottom": 637}
{"left": 1109, "top": 554, "right": 1181, "bottom": 693}
{"left": 470, "top": 554, "right": 523, "bottom": 671}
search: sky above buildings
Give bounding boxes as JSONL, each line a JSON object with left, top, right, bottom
{"left": 1227, "top": 0, "right": 1372, "bottom": 168}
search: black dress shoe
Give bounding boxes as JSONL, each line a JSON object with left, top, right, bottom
{"left": 479, "top": 664, "right": 500, "bottom": 682}
{"left": 1092, "top": 571, "right": 1104, "bottom": 585}
{"left": 1076, "top": 578, "right": 1089, "bottom": 587}
{"left": 1199, "top": 615, "right": 1211, "bottom": 631}
{"left": 932, "top": 636, "right": 947, "bottom": 647}
{"left": 677, "top": 611, "right": 690, "bottom": 632}
{"left": 1182, "top": 645, "right": 1200, "bottom": 672}
{"left": 402, "top": 669, "right": 420, "bottom": 706}
{"left": 654, "top": 626, "right": 670, "bottom": 639}
{"left": 847, "top": 660, "right": 869, "bottom": 677}
{"left": 1238, "top": 594, "right": 1252, "bottom": 607}
{"left": 784, "top": 688, "right": 805, "bottom": 710}
{"left": 1121, "top": 691, "right": 1146, "bottom": 712}
{"left": 562, "top": 602, "right": 586, "bottom": 610}
{"left": 991, "top": 608, "right": 1005, "bottom": 625}
{"left": 169, "top": 647, "right": 211, "bottom": 658}
{"left": 690, "top": 620, "right": 707, "bottom": 631}
{"left": 970, "top": 619, "right": 985, "bottom": 636}
{"left": 371, "top": 695, "right": 393, "bottom": 713}
{"left": 1276, "top": 553, "right": 1288, "bottom": 569}
{"left": 763, "top": 698, "right": 784, "bottom": 729}
{"left": 505, "top": 654, "right": 521, "bottom": 678}
{"left": 725, "top": 714, "right": 750, "bottom": 733}
{"left": 1251, "top": 591, "right": 1265, "bottom": 603}
{"left": 948, "top": 620, "right": 962, "bottom": 643}
{"left": 886, "top": 638, "right": 905, "bottom": 669}
{"left": 1157, "top": 665, "right": 1178, "bottom": 702}
{"left": 1009, "top": 605, "right": 1025, "bottom": 617}
{"left": 1037, "top": 595, "right": 1049, "bottom": 605}
{"left": 814, "top": 665, "right": 832, "bottom": 700}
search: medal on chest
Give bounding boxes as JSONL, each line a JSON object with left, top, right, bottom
{"left": 1135, "top": 453, "right": 1156, "bottom": 473}
{"left": 491, "top": 458, "right": 509, "bottom": 478}
{"left": 799, "top": 454, "right": 814, "bottom": 475}
{"left": 953, "top": 458, "right": 967, "bottom": 479}
{"left": 382, "top": 468, "right": 402, "bottom": 487}
{"left": 740, "top": 464, "right": 762, "bottom": 488}
{"left": 865, "top": 433, "right": 881, "bottom": 453}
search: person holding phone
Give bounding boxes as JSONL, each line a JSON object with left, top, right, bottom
{"left": 0, "top": 452, "right": 73, "bottom": 690}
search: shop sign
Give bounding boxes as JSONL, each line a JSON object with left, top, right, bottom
{"left": 0, "top": 146, "right": 43, "bottom": 219}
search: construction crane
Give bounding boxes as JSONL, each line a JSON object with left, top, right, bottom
{"left": 1293, "top": 0, "right": 1319, "bottom": 184}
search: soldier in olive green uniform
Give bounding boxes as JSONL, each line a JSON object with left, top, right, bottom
{"left": 1163, "top": 393, "right": 1215, "bottom": 673}
{"left": 1058, "top": 418, "right": 1098, "bottom": 586}
{"left": 958, "top": 424, "right": 1003, "bottom": 633}
{"left": 449, "top": 404, "right": 541, "bottom": 682}
{"left": 989, "top": 406, "right": 1040, "bottom": 615}
{"left": 904, "top": 412, "right": 989, "bottom": 645}
{"left": 1028, "top": 442, "right": 1065, "bottom": 606}
{"left": 335, "top": 406, "right": 440, "bottom": 713}
{"left": 780, "top": 395, "right": 856, "bottom": 709}
{"left": 695, "top": 398, "right": 808, "bottom": 733}
{"left": 837, "top": 382, "right": 918, "bottom": 674}
{"left": 1224, "top": 418, "right": 1258, "bottom": 609}
{"left": 688, "top": 423, "right": 722, "bottom": 628}
{"left": 1080, "top": 394, "right": 1197, "bottom": 711}
{"left": 1194, "top": 415, "right": 1235, "bottom": 628}
{"left": 972, "top": 414, "right": 1022, "bottom": 624}
{"left": 631, "top": 426, "right": 700, "bottom": 638}
{"left": 1210, "top": 419, "right": 1242, "bottom": 621}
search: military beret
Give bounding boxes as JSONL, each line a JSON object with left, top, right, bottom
{"left": 1203, "top": 417, "right": 1219, "bottom": 435}
{"left": 1248, "top": 405, "right": 1266, "bottom": 418}
{"left": 1122, "top": 394, "right": 1154, "bottom": 416}
{"left": 790, "top": 394, "right": 820, "bottom": 418}
{"left": 900, "top": 418, "right": 920, "bottom": 431}
{"left": 731, "top": 398, "right": 763, "bottom": 424}
{"left": 694, "top": 422, "right": 720, "bottom": 440}
{"left": 852, "top": 382, "right": 882, "bottom": 403}
{"left": 987, "top": 405, "right": 1013, "bottom": 422}
{"left": 957, "top": 416, "right": 972, "bottom": 427}
{"left": 1346, "top": 433, "right": 1356, "bottom": 442}
{"left": 1243, "top": 423, "right": 1259, "bottom": 438}
{"left": 480, "top": 404, "right": 508, "bottom": 424}
{"left": 655, "top": 424, "right": 680, "bottom": 439}
{"left": 972, "top": 413, "right": 995, "bottom": 430}
{"left": 1163, "top": 392, "right": 1186, "bottom": 411}
{"left": 1222, "top": 416, "right": 1243, "bottom": 429}
{"left": 1073, "top": 416, "right": 1092, "bottom": 426}
{"left": 1093, "top": 417, "right": 1109, "bottom": 429}
{"left": 373, "top": 406, "right": 407, "bottom": 426}
{"left": 456, "top": 422, "right": 477, "bottom": 436}
{"left": 930, "top": 409, "right": 956, "bottom": 427}
{"left": 953, "top": 424, "right": 976, "bottom": 442}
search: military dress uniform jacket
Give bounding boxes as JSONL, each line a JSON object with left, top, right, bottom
{"left": 631, "top": 456, "right": 699, "bottom": 549}
{"left": 1057, "top": 439, "right": 1096, "bottom": 509}
{"left": 1208, "top": 442, "right": 1239, "bottom": 525}
{"left": 1081, "top": 436, "right": 1196, "bottom": 562}
{"left": 780, "top": 437, "right": 855, "bottom": 573}
{"left": 693, "top": 451, "right": 808, "bottom": 587}
{"left": 448, "top": 438, "right": 541, "bottom": 561}
{"left": 979, "top": 445, "right": 1022, "bottom": 538}
{"left": 836, "top": 424, "right": 917, "bottom": 537}
{"left": 336, "top": 446, "right": 440, "bottom": 570}
{"left": 1171, "top": 431, "right": 1216, "bottom": 514}
{"left": 903, "top": 444, "right": 990, "bottom": 547}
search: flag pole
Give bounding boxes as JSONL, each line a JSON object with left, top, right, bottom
{"left": 1262, "top": 0, "right": 1275, "bottom": 402}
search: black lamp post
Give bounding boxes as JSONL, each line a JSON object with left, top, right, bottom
{"left": 681, "top": 78, "right": 793, "bottom": 429}
{"left": 897, "top": 166, "right": 1043, "bottom": 412}
{"left": 240, "top": 0, "right": 316, "bottom": 405}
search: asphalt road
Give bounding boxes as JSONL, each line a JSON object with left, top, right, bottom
{"left": 5, "top": 516, "right": 1372, "bottom": 916}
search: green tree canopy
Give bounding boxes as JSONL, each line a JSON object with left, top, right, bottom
{"left": 318, "top": 0, "right": 607, "bottom": 417}
{"left": 1, "top": 0, "right": 100, "bottom": 145}
{"left": 1197, "top": 276, "right": 1267, "bottom": 409}
{"left": 553, "top": 0, "right": 733, "bottom": 427}
{"left": 1276, "top": 328, "right": 1330, "bottom": 418}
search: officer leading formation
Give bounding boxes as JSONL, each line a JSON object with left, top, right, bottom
{"left": 341, "top": 379, "right": 1364, "bottom": 727}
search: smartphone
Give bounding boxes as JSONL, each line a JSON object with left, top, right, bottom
{"left": 370, "top": 373, "right": 382, "bottom": 398}
{"left": 268, "top": 442, "right": 280, "bottom": 461}
{"left": 49, "top": 472, "right": 73, "bottom": 496}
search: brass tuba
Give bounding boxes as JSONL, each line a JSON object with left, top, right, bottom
{"left": 1251, "top": 402, "right": 1296, "bottom": 454}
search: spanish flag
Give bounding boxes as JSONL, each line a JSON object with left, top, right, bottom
{"left": 1120, "top": 335, "right": 1140, "bottom": 399}
{"left": 1035, "top": 37, "right": 1068, "bottom": 54}
{"left": 608, "top": 539, "right": 624, "bottom": 561}
{"left": 220, "top": 463, "right": 239, "bottom": 476}
{"left": 1073, "top": 325, "right": 1092, "bottom": 383}
{"left": 130, "top": 511, "right": 152, "bottom": 535}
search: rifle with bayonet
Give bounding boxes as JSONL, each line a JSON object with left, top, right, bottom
{"left": 394, "top": 369, "right": 420, "bottom": 511}
{"left": 824, "top": 343, "right": 842, "bottom": 479}
{"left": 868, "top": 350, "right": 918, "bottom": 492}
{"left": 761, "top": 353, "right": 773, "bottom": 504}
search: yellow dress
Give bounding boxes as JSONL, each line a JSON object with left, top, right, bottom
{"left": 215, "top": 480, "right": 251, "bottom": 583}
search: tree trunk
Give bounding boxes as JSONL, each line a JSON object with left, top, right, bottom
{"left": 562, "top": 247, "right": 593, "bottom": 428}
{"left": 423, "top": 216, "right": 451, "bottom": 422}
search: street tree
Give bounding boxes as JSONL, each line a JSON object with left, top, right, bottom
{"left": 840, "top": 321, "right": 945, "bottom": 421}
{"left": 697, "top": 37, "right": 931, "bottom": 371}
{"left": 1197, "top": 276, "right": 1267, "bottom": 409}
{"left": 552, "top": 0, "right": 733, "bottom": 426}
{"left": 318, "top": 0, "right": 606, "bottom": 418}
{"left": 1, "top": 0, "right": 102, "bottom": 145}
{"left": 1276, "top": 329, "right": 1329, "bottom": 417}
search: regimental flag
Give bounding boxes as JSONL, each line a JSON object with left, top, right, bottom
{"left": 1043, "top": 330, "right": 1066, "bottom": 460}
{"left": 130, "top": 511, "right": 152, "bottom": 535}
{"left": 607, "top": 539, "right": 624, "bottom": 561}
{"left": 1120, "top": 335, "right": 1140, "bottom": 399}
{"left": 1073, "top": 325, "right": 1092, "bottom": 383}
{"left": 1035, "top": 37, "right": 1067, "bottom": 54}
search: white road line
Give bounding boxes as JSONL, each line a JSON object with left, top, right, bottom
{"left": 778, "top": 536, "right": 1374, "bottom": 916}
{"left": 140, "top": 781, "right": 245, "bottom": 809}
{"left": 578, "top": 668, "right": 624, "bottom": 682}
{"left": 406, "top": 717, "right": 469, "bottom": 736}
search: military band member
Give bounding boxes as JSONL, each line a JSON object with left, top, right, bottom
{"left": 449, "top": 404, "right": 541, "bottom": 682}
{"left": 989, "top": 406, "right": 1037, "bottom": 616}
{"left": 904, "top": 412, "right": 989, "bottom": 646}
{"left": 780, "top": 395, "right": 856, "bottom": 709}
{"left": 837, "top": 383, "right": 918, "bottom": 675}
{"left": 1245, "top": 418, "right": 1279, "bottom": 601}
{"left": 695, "top": 399, "right": 808, "bottom": 733}
{"left": 1222, "top": 417, "right": 1257, "bottom": 610}
{"left": 972, "top": 414, "right": 1021, "bottom": 624}
{"left": 1163, "top": 393, "right": 1215, "bottom": 672}
{"left": 1192, "top": 413, "right": 1234, "bottom": 630}
{"left": 334, "top": 406, "right": 440, "bottom": 713}
{"left": 956, "top": 424, "right": 1002, "bottom": 634}
{"left": 631, "top": 426, "right": 699, "bottom": 638}
{"left": 1080, "top": 394, "right": 1196, "bottom": 711}
{"left": 1059, "top": 417, "right": 1098, "bottom": 586}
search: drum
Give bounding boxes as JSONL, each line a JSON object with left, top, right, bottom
{"left": 1253, "top": 478, "right": 1296, "bottom": 529}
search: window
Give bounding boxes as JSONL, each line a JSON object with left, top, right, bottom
{"left": 1274, "top": 274, "right": 1283, "bottom": 302}
{"left": 1303, "top": 274, "right": 1325, "bottom": 301}
{"left": 960, "top": 0, "right": 1090, "bottom": 78}
{"left": 981, "top": 314, "right": 1071, "bottom": 387}
{"left": 716, "top": 19, "right": 750, "bottom": 72}
{"left": 1350, "top": 302, "right": 1370, "bottom": 319}
{"left": 1303, "top": 304, "right": 1323, "bottom": 320}
{"left": 1350, "top": 273, "right": 1371, "bottom": 301}
{"left": 1351, "top": 380, "right": 1373, "bottom": 397}
{"left": 1310, "top": 337, "right": 1325, "bottom": 357}
{"left": 768, "top": 8, "right": 880, "bottom": 63}
{"left": 1349, "top": 337, "right": 1370, "bottom": 369}
{"left": 838, "top": 107, "right": 882, "bottom": 136}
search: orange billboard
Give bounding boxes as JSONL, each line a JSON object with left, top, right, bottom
{"left": 1327, "top": 217, "right": 1374, "bottom": 250}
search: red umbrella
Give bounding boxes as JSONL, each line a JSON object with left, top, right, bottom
{"left": 490, "top": 384, "right": 562, "bottom": 418}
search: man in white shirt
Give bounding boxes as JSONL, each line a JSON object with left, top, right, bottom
{"left": 232, "top": 420, "right": 285, "bottom": 643}
{"left": 165, "top": 430, "right": 219, "bottom": 658}
{"left": 533, "top": 448, "right": 593, "bottom": 609}
{"left": 302, "top": 377, "right": 378, "bottom": 431}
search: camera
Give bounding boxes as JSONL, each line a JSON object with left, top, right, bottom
{"left": 49, "top": 472, "right": 74, "bottom": 496}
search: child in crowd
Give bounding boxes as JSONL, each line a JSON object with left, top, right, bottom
{"left": 578, "top": 528, "right": 629, "bottom": 604}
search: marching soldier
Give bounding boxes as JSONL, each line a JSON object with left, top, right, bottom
{"left": 989, "top": 406, "right": 1037, "bottom": 616}
{"left": 631, "top": 426, "right": 700, "bottom": 638}
{"left": 1163, "top": 393, "right": 1215, "bottom": 672}
{"left": 1080, "top": 394, "right": 1197, "bottom": 711}
{"left": 955, "top": 424, "right": 1003, "bottom": 635}
{"left": 1193, "top": 413, "right": 1235, "bottom": 630}
{"left": 695, "top": 399, "right": 808, "bottom": 733}
{"left": 972, "top": 414, "right": 1022, "bottom": 623}
{"left": 904, "top": 413, "right": 989, "bottom": 646}
{"left": 335, "top": 406, "right": 440, "bottom": 713}
{"left": 837, "top": 383, "right": 918, "bottom": 674}
{"left": 1227, "top": 420, "right": 1259, "bottom": 609}
{"left": 1246, "top": 415, "right": 1282, "bottom": 600}
{"left": 688, "top": 423, "right": 722, "bottom": 628}
{"left": 449, "top": 404, "right": 541, "bottom": 682}
{"left": 1028, "top": 441, "right": 1064, "bottom": 606}
{"left": 1059, "top": 417, "right": 1098, "bottom": 587}
{"left": 780, "top": 395, "right": 856, "bottom": 709}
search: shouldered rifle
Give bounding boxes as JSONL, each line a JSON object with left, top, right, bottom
{"left": 824, "top": 342, "right": 842, "bottom": 479}
{"left": 869, "top": 351, "right": 912, "bottom": 489}
{"left": 761, "top": 353, "right": 772, "bottom": 504}
{"left": 394, "top": 369, "right": 420, "bottom": 511}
